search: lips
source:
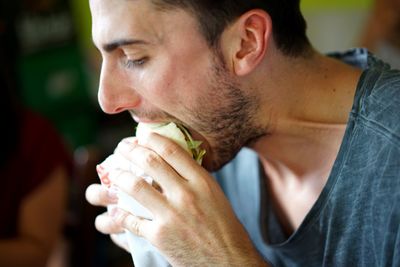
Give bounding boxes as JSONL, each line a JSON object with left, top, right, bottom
{"left": 128, "top": 110, "right": 168, "bottom": 124}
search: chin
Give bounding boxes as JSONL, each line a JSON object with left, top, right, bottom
{"left": 200, "top": 145, "right": 239, "bottom": 172}
{"left": 186, "top": 127, "right": 240, "bottom": 172}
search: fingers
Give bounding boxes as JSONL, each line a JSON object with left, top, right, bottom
{"left": 85, "top": 184, "right": 118, "bottom": 207}
{"left": 114, "top": 137, "right": 138, "bottom": 153}
{"left": 116, "top": 132, "right": 207, "bottom": 181}
{"left": 95, "top": 211, "right": 125, "bottom": 235}
{"left": 127, "top": 133, "right": 219, "bottom": 205}
{"left": 110, "top": 207, "right": 152, "bottom": 238}
{"left": 109, "top": 169, "right": 168, "bottom": 216}
{"left": 142, "top": 133, "right": 210, "bottom": 181}
{"left": 115, "top": 139, "right": 187, "bottom": 190}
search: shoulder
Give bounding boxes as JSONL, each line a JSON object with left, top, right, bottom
{"left": 354, "top": 54, "right": 400, "bottom": 145}
{"left": 363, "top": 54, "right": 400, "bottom": 101}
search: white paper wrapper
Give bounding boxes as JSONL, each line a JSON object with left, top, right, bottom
{"left": 99, "top": 153, "right": 170, "bottom": 267}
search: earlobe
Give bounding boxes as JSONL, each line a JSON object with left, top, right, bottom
{"left": 232, "top": 10, "right": 272, "bottom": 76}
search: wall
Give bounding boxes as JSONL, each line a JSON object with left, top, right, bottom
{"left": 301, "top": 0, "right": 373, "bottom": 52}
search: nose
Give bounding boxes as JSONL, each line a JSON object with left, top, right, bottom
{"left": 97, "top": 61, "right": 140, "bottom": 114}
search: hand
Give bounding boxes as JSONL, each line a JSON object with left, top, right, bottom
{"left": 87, "top": 132, "right": 267, "bottom": 267}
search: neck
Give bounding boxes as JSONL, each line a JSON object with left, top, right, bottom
{"left": 249, "top": 48, "right": 362, "bottom": 182}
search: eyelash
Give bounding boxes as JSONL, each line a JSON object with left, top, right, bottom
{"left": 124, "top": 57, "right": 147, "bottom": 68}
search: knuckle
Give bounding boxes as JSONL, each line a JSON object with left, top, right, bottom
{"left": 197, "top": 178, "right": 215, "bottom": 196}
{"left": 159, "top": 143, "right": 179, "bottom": 158}
{"left": 151, "top": 219, "right": 168, "bottom": 242}
{"left": 113, "top": 210, "right": 128, "bottom": 226}
{"left": 176, "top": 189, "right": 196, "bottom": 205}
{"left": 174, "top": 190, "right": 206, "bottom": 218}
{"left": 142, "top": 151, "right": 160, "bottom": 167}
{"left": 129, "top": 178, "right": 148, "bottom": 195}
{"left": 128, "top": 217, "right": 142, "bottom": 236}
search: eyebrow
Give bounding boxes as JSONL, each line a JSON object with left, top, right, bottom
{"left": 102, "top": 39, "right": 149, "bottom": 53}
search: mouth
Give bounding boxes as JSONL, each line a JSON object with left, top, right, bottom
{"left": 132, "top": 117, "right": 161, "bottom": 124}
{"left": 128, "top": 111, "right": 213, "bottom": 167}
{"left": 129, "top": 111, "right": 162, "bottom": 124}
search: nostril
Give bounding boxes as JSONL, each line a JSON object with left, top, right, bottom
{"left": 99, "top": 102, "right": 125, "bottom": 114}
{"left": 112, "top": 99, "right": 142, "bottom": 114}
{"left": 114, "top": 106, "right": 128, "bottom": 113}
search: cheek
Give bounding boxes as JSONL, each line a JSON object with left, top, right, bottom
{"left": 127, "top": 59, "right": 177, "bottom": 107}
{"left": 144, "top": 59, "right": 206, "bottom": 110}
{"left": 149, "top": 65, "right": 179, "bottom": 104}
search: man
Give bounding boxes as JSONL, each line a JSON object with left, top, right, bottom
{"left": 85, "top": 0, "right": 400, "bottom": 266}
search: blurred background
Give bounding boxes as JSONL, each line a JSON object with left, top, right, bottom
{"left": 2, "top": 0, "right": 399, "bottom": 266}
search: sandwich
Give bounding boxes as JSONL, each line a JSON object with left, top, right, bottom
{"left": 136, "top": 122, "right": 206, "bottom": 164}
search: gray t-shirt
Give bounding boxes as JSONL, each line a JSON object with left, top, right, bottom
{"left": 214, "top": 48, "right": 400, "bottom": 266}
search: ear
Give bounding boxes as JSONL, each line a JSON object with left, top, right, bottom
{"left": 229, "top": 10, "right": 272, "bottom": 76}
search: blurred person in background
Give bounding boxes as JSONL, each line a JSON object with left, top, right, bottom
{"left": 359, "top": 0, "right": 400, "bottom": 69}
{"left": 0, "top": 8, "right": 72, "bottom": 267}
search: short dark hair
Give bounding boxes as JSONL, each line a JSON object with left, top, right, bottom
{"left": 152, "top": 0, "right": 311, "bottom": 57}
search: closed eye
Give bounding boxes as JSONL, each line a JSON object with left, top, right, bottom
{"left": 125, "top": 57, "right": 147, "bottom": 68}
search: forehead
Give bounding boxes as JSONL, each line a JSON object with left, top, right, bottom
{"left": 89, "top": 0, "right": 198, "bottom": 48}
{"left": 90, "top": 0, "right": 158, "bottom": 44}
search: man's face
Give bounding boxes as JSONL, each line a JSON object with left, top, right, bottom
{"left": 90, "top": 0, "right": 265, "bottom": 171}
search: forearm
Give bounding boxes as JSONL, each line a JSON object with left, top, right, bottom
{"left": 0, "top": 238, "right": 49, "bottom": 267}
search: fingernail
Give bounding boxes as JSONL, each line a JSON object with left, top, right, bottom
{"left": 96, "top": 164, "right": 104, "bottom": 175}
{"left": 123, "top": 137, "right": 138, "bottom": 145}
{"left": 96, "top": 165, "right": 112, "bottom": 187}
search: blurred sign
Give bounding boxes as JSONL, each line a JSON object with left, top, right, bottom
{"left": 17, "top": 10, "right": 74, "bottom": 53}
{"left": 16, "top": 0, "right": 97, "bottom": 148}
